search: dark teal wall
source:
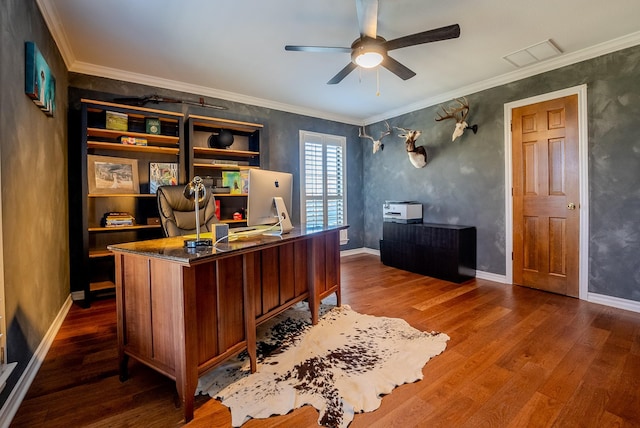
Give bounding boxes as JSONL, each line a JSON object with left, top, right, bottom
{"left": 0, "top": 0, "right": 70, "bottom": 403}
{"left": 363, "top": 45, "right": 640, "bottom": 302}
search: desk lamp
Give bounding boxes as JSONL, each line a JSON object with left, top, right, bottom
{"left": 183, "top": 176, "right": 212, "bottom": 248}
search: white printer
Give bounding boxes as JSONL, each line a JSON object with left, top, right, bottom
{"left": 383, "top": 201, "right": 422, "bottom": 223}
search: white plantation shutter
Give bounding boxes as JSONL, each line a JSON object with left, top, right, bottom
{"left": 300, "top": 131, "right": 347, "bottom": 230}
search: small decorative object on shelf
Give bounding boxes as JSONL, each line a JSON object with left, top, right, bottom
{"left": 106, "top": 110, "right": 128, "bottom": 131}
{"left": 208, "top": 129, "right": 234, "bottom": 149}
{"left": 146, "top": 217, "right": 160, "bottom": 225}
{"left": 146, "top": 117, "right": 161, "bottom": 134}
{"left": 120, "top": 136, "right": 147, "bottom": 146}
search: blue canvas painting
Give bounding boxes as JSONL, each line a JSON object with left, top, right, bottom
{"left": 25, "top": 41, "right": 56, "bottom": 116}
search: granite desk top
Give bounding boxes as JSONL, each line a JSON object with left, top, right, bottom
{"left": 108, "top": 224, "right": 347, "bottom": 265}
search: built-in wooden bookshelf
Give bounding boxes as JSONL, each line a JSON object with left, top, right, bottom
{"left": 69, "top": 99, "right": 185, "bottom": 305}
{"left": 187, "top": 114, "right": 262, "bottom": 226}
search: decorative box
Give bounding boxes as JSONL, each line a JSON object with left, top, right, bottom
{"left": 120, "top": 136, "right": 147, "bottom": 146}
{"left": 106, "top": 111, "right": 128, "bottom": 131}
{"left": 145, "top": 118, "right": 161, "bottom": 135}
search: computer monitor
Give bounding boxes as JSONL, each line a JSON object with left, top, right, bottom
{"left": 246, "top": 168, "right": 294, "bottom": 233}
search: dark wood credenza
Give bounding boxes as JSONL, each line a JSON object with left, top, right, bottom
{"left": 379, "top": 222, "right": 476, "bottom": 283}
{"left": 108, "top": 225, "right": 345, "bottom": 422}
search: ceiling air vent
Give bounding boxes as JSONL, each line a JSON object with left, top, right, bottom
{"left": 503, "top": 39, "right": 562, "bottom": 68}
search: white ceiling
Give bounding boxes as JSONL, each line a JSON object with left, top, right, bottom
{"left": 38, "top": 0, "right": 640, "bottom": 124}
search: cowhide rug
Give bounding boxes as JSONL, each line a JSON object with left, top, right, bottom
{"left": 197, "top": 301, "right": 449, "bottom": 428}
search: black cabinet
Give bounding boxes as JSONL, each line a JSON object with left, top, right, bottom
{"left": 380, "top": 222, "right": 476, "bottom": 283}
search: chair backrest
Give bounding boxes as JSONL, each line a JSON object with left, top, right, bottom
{"left": 156, "top": 185, "right": 219, "bottom": 237}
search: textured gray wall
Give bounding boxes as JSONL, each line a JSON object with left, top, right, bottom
{"left": 0, "top": 0, "right": 70, "bottom": 403}
{"left": 68, "top": 78, "right": 365, "bottom": 250}
{"left": 363, "top": 45, "right": 640, "bottom": 302}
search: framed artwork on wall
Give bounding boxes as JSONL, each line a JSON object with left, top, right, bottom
{"left": 149, "top": 162, "right": 178, "bottom": 194}
{"left": 88, "top": 155, "right": 140, "bottom": 194}
{"left": 25, "top": 41, "right": 56, "bottom": 117}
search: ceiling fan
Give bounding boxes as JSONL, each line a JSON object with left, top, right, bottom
{"left": 285, "top": 0, "right": 460, "bottom": 84}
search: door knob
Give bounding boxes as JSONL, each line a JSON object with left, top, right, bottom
{"left": 567, "top": 202, "right": 576, "bottom": 210}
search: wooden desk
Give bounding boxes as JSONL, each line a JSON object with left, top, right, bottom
{"left": 108, "top": 225, "right": 345, "bottom": 422}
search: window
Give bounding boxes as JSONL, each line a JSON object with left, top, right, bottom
{"left": 299, "top": 131, "right": 347, "bottom": 243}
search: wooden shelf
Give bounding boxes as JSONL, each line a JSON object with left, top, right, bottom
{"left": 83, "top": 99, "right": 184, "bottom": 118}
{"left": 192, "top": 163, "right": 256, "bottom": 171}
{"left": 88, "top": 141, "right": 179, "bottom": 155}
{"left": 221, "top": 219, "right": 246, "bottom": 224}
{"left": 88, "top": 224, "right": 161, "bottom": 232}
{"left": 87, "top": 128, "right": 179, "bottom": 146}
{"left": 88, "top": 193, "right": 157, "bottom": 198}
{"left": 89, "top": 249, "right": 113, "bottom": 258}
{"left": 188, "top": 114, "right": 263, "bottom": 133}
{"left": 193, "top": 147, "right": 259, "bottom": 158}
{"left": 212, "top": 193, "right": 247, "bottom": 197}
{"left": 90, "top": 280, "right": 115, "bottom": 292}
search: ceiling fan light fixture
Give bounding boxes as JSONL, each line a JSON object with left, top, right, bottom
{"left": 352, "top": 41, "right": 385, "bottom": 68}
{"left": 354, "top": 51, "right": 383, "bottom": 68}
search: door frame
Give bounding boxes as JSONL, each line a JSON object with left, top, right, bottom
{"left": 503, "top": 84, "right": 589, "bottom": 299}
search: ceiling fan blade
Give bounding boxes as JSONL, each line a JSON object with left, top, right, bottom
{"left": 285, "top": 45, "right": 351, "bottom": 53}
{"left": 356, "top": 0, "right": 378, "bottom": 38}
{"left": 381, "top": 55, "right": 416, "bottom": 80}
{"left": 384, "top": 24, "right": 460, "bottom": 51}
{"left": 327, "top": 62, "right": 358, "bottom": 84}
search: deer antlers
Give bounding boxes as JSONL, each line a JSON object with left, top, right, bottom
{"left": 359, "top": 121, "right": 392, "bottom": 153}
{"left": 435, "top": 97, "right": 478, "bottom": 141}
{"left": 435, "top": 97, "right": 470, "bottom": 124}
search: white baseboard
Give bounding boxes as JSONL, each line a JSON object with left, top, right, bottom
{"left": 588, "top": 292, "right": 640, "bottom": 314}
{"left": 0, "top": 295, "right": 73, "bottom": 427}
{"left": 475, "top": 270, "right": 508, "bottom": 283}
{"left": 341, "top": 248, "right": 508, "bottom": 284}
{"left": 340, "top": 247, "right": 379, "bottom": 257}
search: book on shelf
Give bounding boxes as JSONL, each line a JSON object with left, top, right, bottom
{"left": 102, "top": 211, "right": 135, "bottom": 227}
{"left": 211, "top": 159, "right": 238, "bottom": 166}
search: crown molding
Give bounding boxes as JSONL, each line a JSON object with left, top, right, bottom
{"left": 35, "top": 0, "right": 75, "bottom": 69}
{"left": 36, "top": 0, "right": 640, "bottom": 127}
{"left": 69, "top": 61, "right": 363, "bottom": 126}
{"left": 364, "top": 30, "right": 640, "bottom": 124}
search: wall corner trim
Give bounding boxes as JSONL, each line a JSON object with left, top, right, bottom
{"left": 0, "top": 295, "right": 73, "bottom": 426}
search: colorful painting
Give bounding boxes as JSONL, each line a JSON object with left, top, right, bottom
{"left": 25, "top": 41, "right": 56, "bottom": 116}
{"left": 222, "top": 171, "right": 242, "bottom": 194}
{"left": 149, "top": 162, "right": 179, "bottom": 194}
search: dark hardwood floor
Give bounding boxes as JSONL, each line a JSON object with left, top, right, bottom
{"left": 11, "top": 253, "right": 640, "bottom": 427}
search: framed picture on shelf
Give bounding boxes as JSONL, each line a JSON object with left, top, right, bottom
{"left": 87, "top": 155, "right": 140, "bottom": 194}
{"left": 149, "top": 162, "right": 178, "bottom": 194}
{"left": 239, "top": 169, "right": 249, "bottom": 194}
{"left": 222, "top": 171, "right": 242, "bottom": 194}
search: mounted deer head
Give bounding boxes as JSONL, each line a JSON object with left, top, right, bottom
{"left": 359, "top": 121, "right": 392, "bottom": 154}
{"left": 435, "top": 97, "right": 478, "bottom": 141}
{"left": 395, "top": 127, "right": 427, "bottom": 168}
